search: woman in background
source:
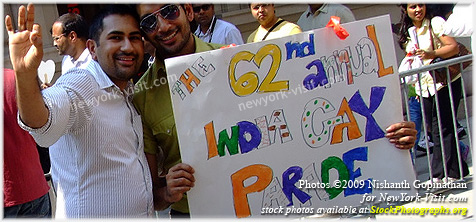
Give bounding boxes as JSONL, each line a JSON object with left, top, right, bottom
{"left": 397, "top": 3, "right": 468, "bottom": 183}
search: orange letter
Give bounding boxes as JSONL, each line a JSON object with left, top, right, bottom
{"left": 231, "top": 164, "right": 272, "bottom": 218}
{"left": 179, "top": 68, "right": 201, "bottom": 93}
{"left": 366, "top": 25, "right": 393, "bottom": 77}
{"left": 204, "top": 121, "right": 218, "bottom": 159}
{"left": 331, "top": 98, "right": 362, "bottom": 144}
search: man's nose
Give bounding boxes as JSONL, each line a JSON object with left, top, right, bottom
{"left": 155, "top": 15, "right": 173, "bottom": 33}
{"left": 121, "top": 38, "right": 134, "bottom": 53}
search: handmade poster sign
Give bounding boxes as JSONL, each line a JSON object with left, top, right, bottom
{"left": 165, "top": 15, "right": 416, "bottom": 218}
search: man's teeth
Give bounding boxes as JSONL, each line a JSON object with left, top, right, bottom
{"left": 161, "top": 30, "right": 177, "bottom": 41}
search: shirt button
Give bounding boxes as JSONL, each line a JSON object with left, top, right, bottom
{"left": 167, "top": 129, "right": 171, "bottom": 134}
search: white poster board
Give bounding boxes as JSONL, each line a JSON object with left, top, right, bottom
{"left": 165, "top": 15, "right": 416, "bottom": 218}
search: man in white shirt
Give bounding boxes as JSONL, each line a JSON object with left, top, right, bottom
{"left": 192, "top": 4, "right": 244, "bottom": 45}
{"left": 51, "top": 12, "right": 92, "bottom": 75}
{"left": 6, "top": 4, "right": 194, "bottom": 218}
{"left": 297, "top": 4, "right": 355, "bottom": 32}
{"left": 442, "top": 3, "right": 473, "bottom": 96}
{"left": 442, "top": 3, "right": 473, "bottom": 48}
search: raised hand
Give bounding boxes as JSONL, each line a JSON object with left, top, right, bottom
{"left": 5, "top": 3, "right": 43, "bottom": 77}
{"left": 5, "top": 3, "right": 49, "bottom": 129}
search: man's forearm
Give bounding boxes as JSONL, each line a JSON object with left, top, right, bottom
{"left": 15, "top": 70, "right": 49, "bottom": 128}
{"left": 153, "top": 176, "right": 174, "bottom": 210}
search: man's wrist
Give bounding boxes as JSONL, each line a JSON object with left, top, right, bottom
{"left": 157, "top": 176, "right": 167, "bottom": 188}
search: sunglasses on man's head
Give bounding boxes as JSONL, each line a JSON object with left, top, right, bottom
{"left": 193, "top": 4, "right": 211, "bottom": 13}
{"left": 140, "top": 4, "right": 180, "bottom": 34}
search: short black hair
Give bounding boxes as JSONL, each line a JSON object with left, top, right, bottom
{"left": 427, "top": 4, "right": 455, "bottom": 20}
{"left": 89, "top": 4, "right": 140, "bottom": 44}
{"left": 54, "top": 13, "right": 88, "bottom": 40}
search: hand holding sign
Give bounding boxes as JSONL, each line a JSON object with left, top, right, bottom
{"left": 165, "top": 163, "right": 195, "bottom": 203}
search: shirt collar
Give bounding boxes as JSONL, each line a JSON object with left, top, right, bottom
{"left": 307, "top": 4, "right": 328, "bottom": 17}
{"left": 87, "top": 60, "right": 116, "bottom": 90}
{"left": 195, "top": 15, "right": 216, "bottom": 36}
{"left": 68, "top": 48, "right": 90, "bottom": 64}
{"left": 419, "top": 18, "right": 431, "bottom": 35}
{"left": 75, "top": 48, "right": 91, "bottom": 63}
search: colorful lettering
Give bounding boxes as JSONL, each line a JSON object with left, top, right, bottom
{"left": 343, "top": 147, "right": 372, "bottom": 196}
{"left": 331, "top": 98, "right": 362, "bottom": 144}
{"left": 321, "top": 156, "right": 349, "bottom": 200}
{"left": 205, "top": 110, "right": 292, "bottom": 159}
{"left": 285, "top": 34, "right": 315, "bottom": 60}
{"left": 232, "top": 164, "right": 273, "bottom": 218}
{"left": 282, "top": 166, "right": 312, "bottom": 206}
{"left": 301, "top": 97, "right": 343, "bottom": 148}
{"left": 303, "top": 59, "right": 329, "bottom": 90}
{"left": 366, "top": 25, "right": 394, "bottom": 77}
{"left": 179, "top": 68, "right": 201, "bottom": 93}
{"left": 229, "top": 44, "right": 288, "bottom": 96}
{"left": 348, "top": 87, "right": 386, "bottom": 142}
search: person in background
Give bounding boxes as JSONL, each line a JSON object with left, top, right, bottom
{"left": 397, "top": 3, "right": 469, "bottom": 183}
{"left": 193, "top": 4, "right": 244, "bottom": 45}
{"left": 51, "top": 12, "right": 91, "bottom": 75}
{"left": 297, "top": 4, "right": 355, "bottom": 31}
{"left": 440, "top": 3, "right": 473, "bottom": 98}
{"left": 427, "top": 3, "right": 469, "bottom": 138}
{"left": 38, "top": 12, "right": 91, "bottom": 183}
{"left": 3, "top": 68, "right": 51, "bottom": 218}
{"left": 247, "top": 3, "right": 302, "bottom": 43}
{"left": 442, "top": 3, "right": 473, "bottom": 46}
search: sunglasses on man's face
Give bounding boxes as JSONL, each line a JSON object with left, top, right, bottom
{"left": 193, "top": 4, "right": 211, "bottom": 13}
{"left": 140, "top": 4, "right": 181, "bottom": 34}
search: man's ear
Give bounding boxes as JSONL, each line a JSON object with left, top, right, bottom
{"left": 69, "top": 31, "right": 77, "bottom": 42}
{"left": 86, "top": 39, "right": 98, "bottom": 61}
{"left": 183, "top": 4, "right": 194, "bottom": 22}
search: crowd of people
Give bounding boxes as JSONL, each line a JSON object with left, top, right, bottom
{"left": 3, "top": 2, "right": 470, "bottom": 219}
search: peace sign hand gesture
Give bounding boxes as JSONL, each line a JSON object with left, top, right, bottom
{"left": 5, "top": 3, "right": 43, "bottom": 78}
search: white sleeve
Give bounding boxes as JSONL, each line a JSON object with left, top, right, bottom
{"left": 226, "top": 27, "right": 245, "bottom": 45}
{"left": 430, "top": 16, "right": 446, "bottom": 38}
{"left": 19, "top": 69, "right": 96, "bottom": 147}
{"left": 443, "top": 3, "right": 473, "bottom": 37}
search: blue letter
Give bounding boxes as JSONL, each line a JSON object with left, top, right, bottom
{"left": 348, "top": 87, "right": 386, "bottom": 142}
{"left": 342, "top": 147, "right": 372, "bottom": 196}
{"left": 282, "top": 166, "right": 311, "bottom": 206}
